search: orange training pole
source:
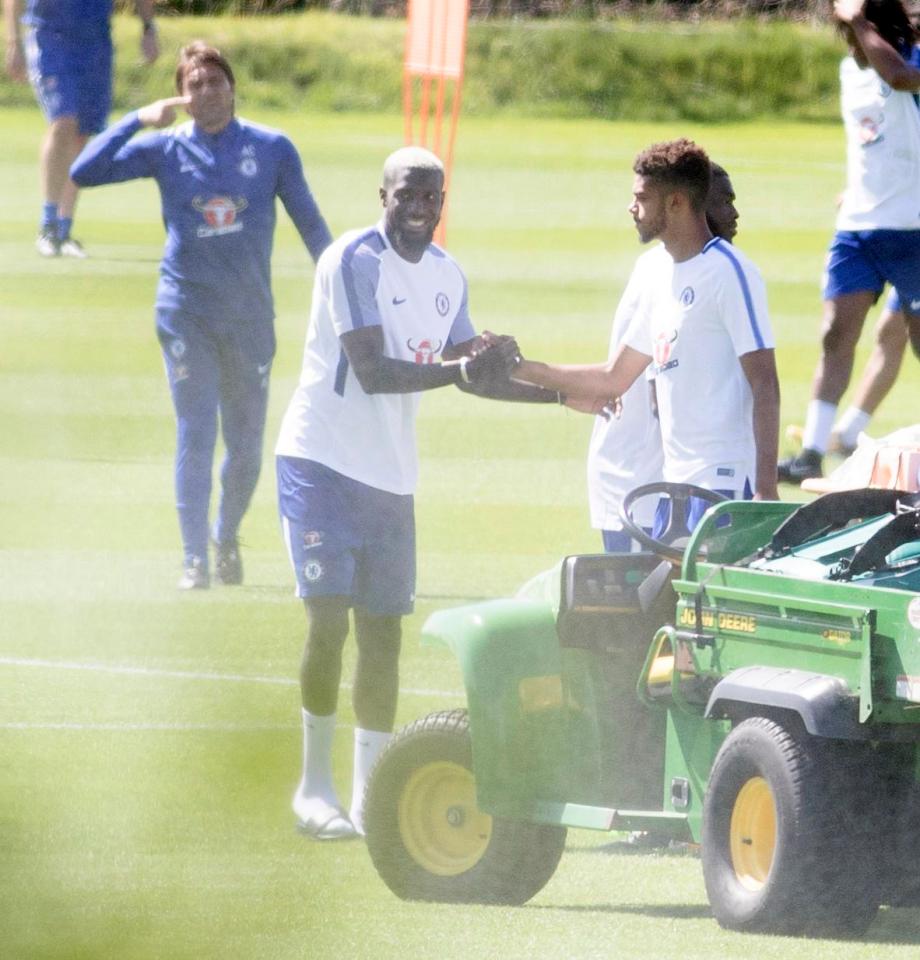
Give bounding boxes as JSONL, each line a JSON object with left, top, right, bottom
{"left": 403, "top": 0, "right": 469, "bottom": 247}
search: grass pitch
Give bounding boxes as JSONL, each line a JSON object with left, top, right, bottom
{"left": 2, "top": 105, "right": 919, "bottom": 959}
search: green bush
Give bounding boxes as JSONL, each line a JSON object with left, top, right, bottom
{"left": 117, "top": 0, "right": 831, "bottom": 17}
{"left": 1, "top": 12, "right": 844, "bottom": 121}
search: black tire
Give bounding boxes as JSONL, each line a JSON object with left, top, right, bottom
{"left": 871, "top": 751, "right": 920, "bottom": 908}
{"left": 889, "top": 782, "right": 920, "bottom": 907}
{"left": 363, "top": 708, "right": 566, "bottom": 904}
{"left": 701, "top": 717, "right": 879, "bottom": 937}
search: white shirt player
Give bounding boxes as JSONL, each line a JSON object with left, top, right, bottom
{"left": 276, "top": 221, "right": 475, "bottom": 495}
{"left": 587, "top": 246, "right": 665, "bottom": 533}
{"left": 622, "top": 236, "right": 773, "bottom": 491}
{"left": 836, "top": 53, "right": 920, "bottom": 231}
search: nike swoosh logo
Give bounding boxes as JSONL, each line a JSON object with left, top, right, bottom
{"left": 392, "top": 296, "right": 407, "bottom": 306}
{"left": 257, "top": 362, "right": 271, "bottom": 375}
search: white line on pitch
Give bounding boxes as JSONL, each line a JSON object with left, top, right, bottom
{"left": 0, "top": 655, "right": 463, "bottom": 699}
{"left": 0, "top": 721, "right": 293, "bottom": 731}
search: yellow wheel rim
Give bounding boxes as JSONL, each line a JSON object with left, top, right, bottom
{"left": 729, "top": 776, "right": 776, "bottom": 891}
{"left": 398, "top": 760, "right": 492, "bottom": 876}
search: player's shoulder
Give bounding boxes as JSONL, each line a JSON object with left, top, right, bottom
{"left": 702, "top": 239, "right": 768, "bottom": 310}
{"left": 634, "top": 243, "right": 670, "bottom": 271}
{"left": 236, "top": 117, "right": 290, "bottom": 143}
{"left": 625, "top": 244, "right": 670, "bottom": 293}
{"left": 703, "top": 236, "right": 761, "bottom": 274}
{"left": 127, "top": 119, "right": 175, "bottom": 154}
{"left": 236, "top": 119, "right": 301, "bottom": 159}
{"left": 321, "top": 225, "right": 387, "bottom": 273}
{"left": 424, "top": 240, "right": 465, "bottom": 278}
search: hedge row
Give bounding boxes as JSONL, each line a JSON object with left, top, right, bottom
{"left": 1, "top": 12, "right": 844, "bottom": 122}
{"left": 116, "top": 0, "right": 829, "bottom": 18}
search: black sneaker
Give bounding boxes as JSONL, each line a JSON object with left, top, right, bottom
{"left": 178, "top": 556, "right": 210, "bottom": 590}
{"left": 214, "top": 538, "right": 243, "bottom": 585}
{"left": 777, "top": 447, "right": 824, "bottom": 483}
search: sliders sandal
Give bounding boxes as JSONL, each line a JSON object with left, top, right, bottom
{"left": 295, "top": 803, "right": 357, "bottom": 841}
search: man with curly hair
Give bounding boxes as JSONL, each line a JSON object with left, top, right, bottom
{"left": 586, "top": 160, "right": 742, "bottom": 552}
{"left": 515, "top": 138, "right": 780, "bottom": 528}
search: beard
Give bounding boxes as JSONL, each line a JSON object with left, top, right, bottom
{"left": 635, "top": 209, "right": 666, "bottom": 244}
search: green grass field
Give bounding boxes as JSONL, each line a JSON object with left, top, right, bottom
{"left": 3, "top": 104, "right": 920, "bottom": 959}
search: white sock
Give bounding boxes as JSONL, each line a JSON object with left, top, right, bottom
{"left": 802, "top": 400, "right": 837, "bottom": 454}
{"left": 832, "top": 407, "right": 871, "bottom": 448}
{"left": 292, "top": 709, "right": 339, "bottom": 820}
{"left": 349, "top": 728, "right": 391, "bottom": 836}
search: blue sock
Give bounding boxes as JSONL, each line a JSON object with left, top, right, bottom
{"left": 41, "top": 202, "right": 58, "bottom": 235}
{"left": 58, "top": 217, "right": 73, "bottom": 241}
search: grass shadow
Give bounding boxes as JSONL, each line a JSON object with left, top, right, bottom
{"left": 531, "top": 901, "right": 920, "bottom": 944}
{"left": 532, "top": 901, "right": 711, "bottom": 920}
{"left": 568, "top": 838, "right": 698, "bottom": 858}
{"left": 90, "top": 256, "right": 162, "bottom": 265}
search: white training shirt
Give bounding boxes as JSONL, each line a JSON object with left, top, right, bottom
{"left": 275, "top": 222, "right": 475, "bottom": 495}
{"left": 836, "top": 54, "right": 920, "bottom": 231}
{"left": 622, "top": 236, "right": 773, "bottom": 490}
{"left": 587, "top": 246, "right": 665, "bottom": 531}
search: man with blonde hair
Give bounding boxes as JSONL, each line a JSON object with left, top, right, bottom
{"left": 276, "top": 146, "right": 562, "bottom": 840}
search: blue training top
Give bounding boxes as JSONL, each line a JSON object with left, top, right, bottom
{"left": 71, "top": 112, "right": 332, "bottom": 332}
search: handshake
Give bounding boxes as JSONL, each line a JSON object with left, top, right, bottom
{"left": 458, "top": 330, "right": 522, "bottom": 386}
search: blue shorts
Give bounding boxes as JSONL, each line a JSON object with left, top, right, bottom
{"left": 277, "top": 456, "right": 416, "bottom": 615}
{"left": 24, "top": 25, "right": 112, "bottom": 134}
{"left": 823, "top": 230, "right": 920, "bottom": 314}
{"left": 652, "top": 480, "right": 753, "bottom": 541}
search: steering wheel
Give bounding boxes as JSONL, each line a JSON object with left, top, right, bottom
{"left": 619, "top": 482, "right": 729, "bottom": 562}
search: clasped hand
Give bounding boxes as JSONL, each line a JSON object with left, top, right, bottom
{"left": 462, "top": 330, "right": 522, "bottom": 384}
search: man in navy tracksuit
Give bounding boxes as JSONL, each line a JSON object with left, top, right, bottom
{"left": 71, "top": 41, "right": 332, "bottom": 588}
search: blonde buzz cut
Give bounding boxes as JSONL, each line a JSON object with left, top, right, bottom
{"left": 382, "top": 147, "right": 445, "bottom": 188}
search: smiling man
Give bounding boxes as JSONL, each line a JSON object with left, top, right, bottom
{"left": 70, "top": 42, "right": 332, "bottom": 589}
{"left": 275, "top": 146, "right": 562, "bottom": 841}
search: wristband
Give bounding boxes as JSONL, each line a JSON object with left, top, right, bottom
{"left": 458, "top": 356, "right": 471, "bottom": 384}
{"left": 142, "top": 19, "right": 156, "bottom": 33}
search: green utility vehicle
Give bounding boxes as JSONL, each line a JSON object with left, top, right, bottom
{"left": 364, "top": 484, "right": 920, "bottom": 936}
